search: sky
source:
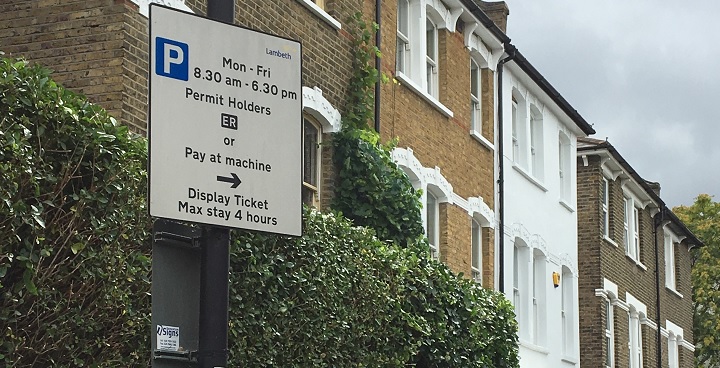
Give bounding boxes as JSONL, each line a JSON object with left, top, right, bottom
{"left": 502, "top": 0, "right": 720, "bottom": 208}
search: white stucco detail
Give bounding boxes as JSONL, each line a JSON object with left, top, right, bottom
{"left": 467, "top": 33, "right": 491, "bottom": 68}
{"left": 603, "top": 278, "right": 619, "bottom": 299}
{"left": 132, "top": 0, "right": 192, "bottom": 17}
{"left": 529, "top": 234, "right": 546, "bottom": 254}
{"left": 427, "top": 0, "right": 451, "bottom": 29}
{"left": 511, "top": 223, "right": 532, "bottom": 245}
{"left": 468, "top": 196, "right": 494, "bottom": 226}
{"left": 391, "top": 147, "right": 425, "bottom": 187}
{"left": 302, "top": 86, "right": 341, "bottom": 133}
{"left": 423, "top": 166, "right": 453, "bottom": 202}
{"left": 626, "top": 292, "right": 647, "bottom": 318}
{"left": 558, "top": 253, "right": 577, "bottom": 275}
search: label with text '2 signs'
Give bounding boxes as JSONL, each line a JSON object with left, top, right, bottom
{"left": 156, "top": 324, "right": 180, "bottom": 351}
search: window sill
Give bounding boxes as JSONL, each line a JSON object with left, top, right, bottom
{"left": 603, "top": 236, "right": 618, "bottom": 248}
{"left": 470, "top": 130, "right": 494, "bottom": 150}
{"left": 561, "top": 355, "right": 578, "bottom": 365}
{"left": 666, "top": 286, "right": 683, "bottom": 299}
{"left": 395, "top": 72, "right": 454, "bottom": 118}
{"left": 519, "top": 339, "right": 550, "bottom": 355}
{"left": 625, "top": 254, "right": 647, "bottom": 270}
{"left": 295, "top": 0, "right": 341, "bottom": 30}
{"left": 559, "top": 199, "right": 575, "bottom": 212}
{"left": 512, "top": 164, "right": 548, "bottom": 192}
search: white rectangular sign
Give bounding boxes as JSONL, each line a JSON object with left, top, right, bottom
{"left": 149, "top": 4, "right": 302, "bottom": 236}
{"left": 156, "top": 324, "right": 180, "bottom": 351}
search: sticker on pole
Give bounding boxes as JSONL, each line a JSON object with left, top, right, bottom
{"left": 148, "top": 4, "right": 302, "bottom": 236}
{"left": 156, "top": 324, "right": 180, "bottom": 351}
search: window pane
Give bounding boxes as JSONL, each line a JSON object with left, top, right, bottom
{"left": 397, "top": 0, "right": 408, "bottom": 35}
{"left": 471, "top": 60, "right": 479, "bottom": 97}
{"left": 303, "top": 120, "right": 319, "bottom": 186}
{"left": 427, "top": 192, "right": 438, "bottom": 259}
{"left": 512, "top": 101, "right": 518, "bottom": 160}
{"left": 396, "top": 38, "right": 406, "bottom": 72}
{"left": 472, "top": 220, "right": 481, "bottom": 283}
{"left": 426, "top": 18, "right": 435, "bottom": 60}
{"left": 426, "top": 63, "right": 432, "bottom": 94}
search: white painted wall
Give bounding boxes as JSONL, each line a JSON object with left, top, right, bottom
{"left": 498, "top": 63, "right": 584, "bottom": 368}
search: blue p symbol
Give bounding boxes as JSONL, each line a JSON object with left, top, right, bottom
{"left": 155, "top": 37, "right": 189, "bottom": 81}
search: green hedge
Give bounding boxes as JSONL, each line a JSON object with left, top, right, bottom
{"left": 1, "top": 56, "right": 518, "bottom": 367}
{"left": 229, "top": 210, "right": 519, "bottom": 367}
{"left": 0, "top": 57, "right": 152, "bottom": 366}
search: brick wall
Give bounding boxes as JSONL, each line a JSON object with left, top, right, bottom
{"left": 0, "top": 0, "right": 149, "bottom": 133}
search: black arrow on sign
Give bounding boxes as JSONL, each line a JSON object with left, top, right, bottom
{"left": 216, "top": 173, "right": 242, "bottom": 188}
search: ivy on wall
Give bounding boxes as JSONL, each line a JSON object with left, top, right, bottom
{"left": 333, "top": 13, "right": 425, "bottom": 248}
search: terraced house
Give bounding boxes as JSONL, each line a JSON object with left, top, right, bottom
{"left": 496, "top": 45, "right": 595, "bottom": 368}
{"left": 381, "top": 0, "right": 504, "bottom": 287}
{"left": 576, "top": 137, "right": 700, "bottom": 368}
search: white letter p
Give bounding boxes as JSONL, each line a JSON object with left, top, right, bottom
{"left": 163, "top": 44, "right": 184, "bottom": 74}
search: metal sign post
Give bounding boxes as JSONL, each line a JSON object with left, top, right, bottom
{"left": 148, "top": 2, "right": 302, "bottom": 367}
{"left": 199, "top": 5, "right": 233, "bottom": 368}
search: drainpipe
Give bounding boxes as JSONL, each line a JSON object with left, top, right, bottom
{"left": 653, "top": 207, "right": 665, "bottom": 368}
{"left": 496, "top": 47, "right": 515, "bottom": 293}
{"left": 374, "top": 0, "right": 381, "bottom": 133}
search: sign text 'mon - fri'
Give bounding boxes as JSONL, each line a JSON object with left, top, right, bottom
{"left": 148, "top": 5, "right": 302, "bottom": 236}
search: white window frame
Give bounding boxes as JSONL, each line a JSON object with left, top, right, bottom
{"left": 561, "top": 267, "right": 575, "bottom": 357}
{"left": 605, "top": 299, "right": 614, "bottom": 368}
{"left": 513, "top": 242, "right": 531, "bottom": 341}
{"left": 510, "top": 92, "right": 532, "bottom": 171}
{"left": 623, "top": 196, "right": 642, "bottom": 263}
{"left": 512, "top": 98, "right": 519, "bottom": 162}
{"left": 295, "top": 0, "right": 341, "bottom": 30}
{"left": 471, "top": 218, "right": 482, "bottom": 284}
{"left": 558, "top": 132, "right": 572, "bottom": 203}
{"left": 396, "top": 0, "right": 410, "bottom": 74}
{"left": 623, "top": 197, "right": 630, "bottom": 253}
{"left": 665, "top": 232, "right": 677, "bottom": 290}
{"left": 628, "top": 312, "right": 643, "bottom": 368}
{"left": 532, "top": 250, "right": 547, "bottom": 346}
{"left": 513, "top": 245, "right": 520, "bottom": 314}
{"left": 425, "top": 17, "right": 438, "bottom": 97}
{"left": 393, "top": 0, "right": 453, "bottom": 117}
{"left": 302, "top": 117, "right": 321, "bottom": 208}
{"left": 529, "top": 106, "right": 543, "bottom": 180}
{"left": 601, "top": 178, "right": 609, "bottom": 238}
{"left": 426, "top": 191, "right": 440, "bottom": 260}
{"left": 633, "top": 207, "right": 640, "bottom": 258}
{"left": 470, "top": 58, "right": 482, "bottom": 135}
{"left": 666, "top": 321, "right": 683, "bottom": 368}
{"left": 668, "top": 334, "right": 679, "bottom": 368}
